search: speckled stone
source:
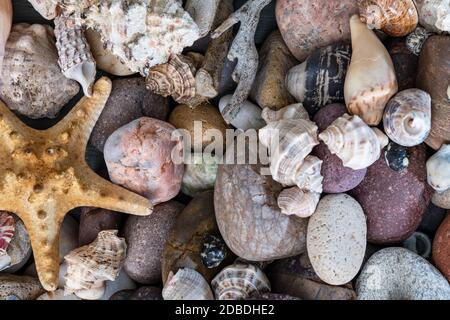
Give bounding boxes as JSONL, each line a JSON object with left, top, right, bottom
{"left": 247, "top": 293, "right": 300, "bottom": 300}
{"left": 357, "top": 247, "right": 450, "bottom": 300}
{"left": 312, "top": 104, "right": 366, "bottom": 193}
{"left": 433, "top": 213, "right": 450, "bottom": 281}
{"left": 384, "top": 142, "right": 410, "bottom": 172}
{"left": 351, "top": 144, "right": 432, "bottom": 244}
{"left": 307, "top": 194, "right": 367, "bottom": 285}
{"left": 130, "top": 286, "right": 163, "bottom": 300}
{"left": 0, "top": 275, "right": 44, "bottom": 300}
{"left": 124, "top": 201, "right": 185, "bottom": 285}
{"left": 385, "top": 37, "right": 418, "bottom": 91}
{"left": 432, "top": 189, "right": 450, "bottom": 209}
{"left": 89, "top": 77, "right": 169, "bottom": 152}
{"left": 78, "top": 207, "right": 123, "bottom": 246}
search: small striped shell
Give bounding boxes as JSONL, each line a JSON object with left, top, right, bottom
{"left": 277, "top": 187, "right": 320, "bottom": 218}
{"left": 162, "top": 268, "right": 214, "bottom": 300}
{"left": 0, "top": 212, "right": 14, "bottom": 270}
{"left": 383, "top": 89, "right": 431, "bottom": 147}
{"left": 261, "top": 103, "right": 309, "bottom": 123}
{"left": 64, "top": 230, "right": 126, "bottom": 300}
{"left": 426, "top": 144, "right": 450, "bottom": 192}
{"left": 211, "top": 263, "right": 271, "bottom": 300}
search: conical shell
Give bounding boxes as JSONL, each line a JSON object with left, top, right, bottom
{"left": 162, "top": 268, "right": 214, "bottom": 300}
{"left": 55, "top": 12, "right": 96, "bottom": 97}
{"left": 359, "top": 0, "right": 419, "bottom": 37}
{"left": 27, "top": 0, "right": 58, "bottom": 20}
{"left": 0, "top": 0, "right": 12, "bottom": 75}
{"left": 211, "top": 263, "right": 271, "bottom": 300}
{"left": 0, "top": 212, "right": 14, "bottom": 270}
{"left": 319, "top": 113, "right": 389, "bottom": 170}
{"left": 426, "top": 144, "right": 450, "bottom": 192}
{"left": 146, "top": 54, "right": 197, "bottom": 105}
{"left": 261, "top": 103, "right": 309, "bottom": 123}
{"left": 0, "top": 23, "right": 80, "bottom": 119}
{"left": 277, "top": 187, "right": 320, "bottom": 218}
{"left": 345, "top": 15, "right": 398, "bottom": 126}
{"left": 383, "top": 89, "right": 432, "bottom": 147}
{"left": 259, "top": 119, "right": 320, "bottom": 186}
{"left": 64, "top": 230, "right": 126, "bottom": 300}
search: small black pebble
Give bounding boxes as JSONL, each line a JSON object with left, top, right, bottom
{"left": 385, "top": 142, "right": 410, "bottom": 172}
{"left": 201, "top": 234, "right": 227, "bottom": 269}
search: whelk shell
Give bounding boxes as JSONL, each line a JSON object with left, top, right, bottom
{"left": 162, "top": 268, "right": 214, "bottom": 300}
{"left": 0, "top": 0, "right": 12, "bottom": 76}
{"left": 277, "top": 187, "right": 321, "bottom": 218}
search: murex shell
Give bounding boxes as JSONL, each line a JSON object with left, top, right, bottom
{"left": 359, "top": 0, "right": 419, "bottom": 37}
{"left": 162, "top": 268, "right": 214, "bottom": 300}
{"left": 319, "top": 113, "right": 389, "bottom": 170}
{"left": 383, "top": 89, "right": 432, "bottom": 147}
{"left": 344, "top": 15, "right": 398, "bottom": 126}
{"left": 64, "top": 230, "right": 126, "bottom": 300}
{"left": 0, "top": 24, "right": 79, "bottom": 119}
{"left": 426, "top": 144, "right": 450, "bottom": 192}
{"left": 0, "top": 212, "right": 14, "bottom": 270}
{"left": 211, "top": 263, "right": 271, "bottom": 300}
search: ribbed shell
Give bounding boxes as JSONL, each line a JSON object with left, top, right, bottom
{"left": 319, "top": 113, "right": 389, "bottom": 170}
{"left": 146, "top": 54, "right": 197, "bottom": 105}
{"left": 0, "top": 212, "right": 14, "bottom": 269}
{"left": 54, "top": 12, "right": 96, "bottom": 97}
{"left": 293, "top": 155, "right": 324, "bottom": 194}
{"left": 0, "top": 23, "right": 80, "bottom": 119}
{"left": 359, "top": 0, "right": 419, "bottom": 37}
{"left": 162, "top": 268, "right": 214, "bottom": 300}
{"left": 211, "top": 263, "right": 271, "bottom": 300}
{"left": 261, "top": 103, "right": 309, "bottom": 123}
{"left": 383, "top": 89, "right": 431, "bottom": 147}
{"left": 426, "top": 144, "right": 450, "bottom": 192}
{"left": 64, "top": 230, "right": 126, "bottom": 299}
{"left": 27, "top": 0, "right": 58, "bottom": 20}
{"left": 277, "top": 187, "right": 321, "bottom": 218}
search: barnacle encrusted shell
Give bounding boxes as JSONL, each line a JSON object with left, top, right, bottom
{"left": 345, "top": 15, "right": 398, "bottom": 125}
{"left": 0, "top": 23, "right": 79, "bottom": 119}
{"left": 319, "top": 113, "right": 389, "bottom": 170}
{"left": 211, "top": 263, "right": 271, "bottom": 300}
{"left": 383, "top": 89, "right": 431, "bottom": 147}
{"left": 426, "top": 144, "right": 450, "bottom": 192}
{"left": 55, "top": 12, "right": 96, "bottom": 97}
{"left": 261, "top": 103, "right": 310, "bottom": 123}
{"left": 162, "top": 268, "right": 214, "bottom": 300}
{"left": 0, "top": 0, "right": 12, "bottom": 75}
{"left": 415, "top": 0, "right": 450, "bottom": 33}
{"left": 0, "top": 212, "right": 14, "bottom": 270}
{"left": 359, "top": 0, "right": 419, "bottom": 37}
{"left": 64, "top": 230, "right": 127, "bottom": 300}
{"left": 406, "top": 27, "right": 433, "bottom": 56}
{"left": 82, "top": 0, "right": 200, "bottom": 76}
{"left": 27, "top": 0, "right": 58, "bottom": 20}
{"left": 277, "top": 187, "right": 321, "bottom": 218}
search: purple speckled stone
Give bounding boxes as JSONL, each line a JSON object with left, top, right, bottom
{"left": 313, "top": 104, "right": 367, "bottom": 193}
{"left": 350, "top": 144, "right": 433, "bottom": 244}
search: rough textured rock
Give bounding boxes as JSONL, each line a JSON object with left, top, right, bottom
{"left": 250, "top": 30, "right": 297, "bottom": 110}
{"left": 416, "top": 36, "right": 450, "bottom": 150}
{"left": 90, "top": 78, "right": 170, "bottom": 152}
{"left": 275, "top": 0, "right": 359, "bottom": 61}
{"left": 162, "top": 191, "right": 234, "bottom": 284}
{"left": 78, "top": 207, "right": 123, "bottom": 246}
{"left": 357, "top": 247, "right": 450, "bottom": 300}
{"left": 267, "top": 254, "right": 356, "bottom": 300}
{"left": 385, "top": 37, "right": 418, "bottom": 91}
{"left": 312, "top": 103, "right": 366, "bottom": 193}
{"left": 124, "top": 201, "right": 184, "bottom": 285}
{"left": 351, "top": 144, "right": 432, "bottom": 244}
{"left": 307, "top": 194, "right": 366, "bottom": 285}
{"left": 0, "top": 275, "right": 44, "bottom": 300}
{"left": 432, "top": 189, "right": 450, "bottom": 209}
{"left": 433, "top": 213, "right": 450, "bottom": 281}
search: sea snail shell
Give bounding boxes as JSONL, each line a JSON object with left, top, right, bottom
{"left": 359, "top": 0, "right": 419, "bottom": 37}
{"left": 426, "top": 144, "right": 450, "bottom": 192}
{"left": 277, "top": 187, "right": 321, "bottom": 218}
{"left": 383, "top": 89, "right": 431, "bottom": 147}
{"left": 162, "top": 268, "right": 214, "bottom": 300}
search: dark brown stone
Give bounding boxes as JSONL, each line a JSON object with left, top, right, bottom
{"left": 433, "top": 213, "right": 450, "bottom": 281}
{"left": 78, "top": 207, "right": 123, "bottom": 246}
{"left": 385, "top": 37, "right": 418, "bottom": 91}
{"left": 130, "top": 286, "right": 162, "bottom": 300}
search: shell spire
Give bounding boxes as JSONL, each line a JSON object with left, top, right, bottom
{"left": 426, "top": 144, "right": 450, "bottom": 192}
{"left": 162, "top": 268, "right": 214, "bottom": 300}
{"left": 0, "top": 212, "right": 14, "bottom": 271}
{"left": 277, "top": 187, "right": 321, "bottom": 218}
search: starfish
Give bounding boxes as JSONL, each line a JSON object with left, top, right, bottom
{"left": 0, "top": 77, "right": 152, "bottom": 291}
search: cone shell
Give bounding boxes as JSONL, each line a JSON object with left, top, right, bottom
{"left": 27, "top": 0, "right": 58, "bottom": 20}
{"left": 146, "top": 54, "right": 196, "bottom": 105}
{"left": 0, "top": 0, "right": 12, "bottom": 74}
{"left": 211, "top": 263, "right": 271, "bottom": 300}
{"left": 383, "top": 89, "right": 431, "bottom": 147}
{"left": 277, "top": 187, "right": 320, "bottom": 218}
{"left": 319, "top": 113, "right": 389, "bottom": 170}
{"left": 261, "top": 103, "right": 309, "bottom": 123}
{"left": 0, "top": 212, "right": 14, "bottom": 270}
{"left": 345, "top": 15, "right": 398, "bottom": 126}
{"left": 64, "top": 230, "right": 126, "bottom": 300}
{"left": 55, "top": 12, "right": 96, "bottom": 97}
{"left": 359, "top": 0, "right": 419, "bottom": 37}
{"left": 426, "top": 144, "right": 450, "bottom": 192}
{"left": 162, "top": 268, "right": 214, "bottom": 300}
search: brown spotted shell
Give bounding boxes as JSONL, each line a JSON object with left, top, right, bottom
{"left": 359, "top": 0, "right": 419, "bottom": 37}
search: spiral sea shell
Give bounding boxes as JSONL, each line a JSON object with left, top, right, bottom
{"left": 426, "top": 144, "right": 450, "bottom": 192}
{"left": 162, "top": 268, "right": 214, "bottom": 300}
{"left": 211, "top": 263, "right": 271, "bottom": 300}
{"left": 319, "top": 113, "right": 389, "bottom": 170}
{"left": 261, "top": 103, "right": 309, "bottom": 123}
{"left": 277, "top": 187, "right": 321, "bottom": 218}
{"left": 359, "top": 0, "right": 419, "bottom": 37}
{"left": 383, "top": 89, "right": 432, "bottom": 147}
{"left": 0, "top": 212, "right": 14, "bottom": 271}
{"left": 345, "top": 15, "right": 398, "bottom": 126}
{"left": 64, "top": 230, "right": 127, "bottom": 300}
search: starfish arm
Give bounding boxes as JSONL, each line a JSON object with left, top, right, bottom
{"left": 49, "top": 77, "right": 112, "bottom": 151}
{"left": 0, "top": 100, "right": 40, "bottom": 143}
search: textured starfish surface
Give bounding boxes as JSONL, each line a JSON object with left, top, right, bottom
{"left": 0, "top": 77, "right": 152, "bottom": 291}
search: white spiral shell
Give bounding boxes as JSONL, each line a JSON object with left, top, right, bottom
{"left": 261, "top": 103, "right": 309, "bottom": 123}
{"left": 426, "top": 144, "right": 450, "bottom": 192}
{"left": 277, "top": 187, "right": 321, "bottom": 218}
{"left": 162, "top": 268, "right": 214, "bottom": 300}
